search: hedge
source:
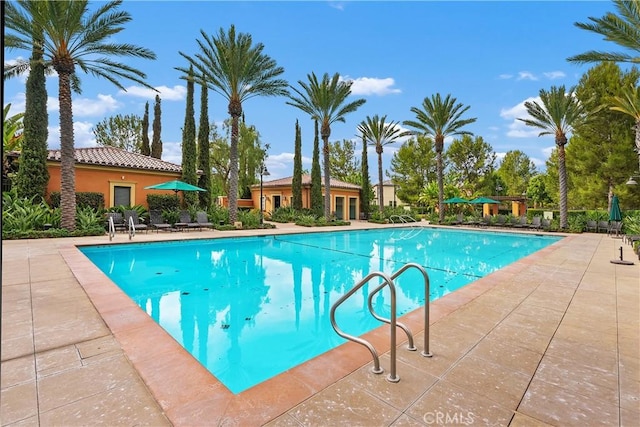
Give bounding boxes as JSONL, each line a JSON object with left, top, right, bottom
{"left": 49, "top": 192, "right": 104, "bottom": 210}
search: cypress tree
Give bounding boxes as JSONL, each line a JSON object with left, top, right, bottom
{"left": 140, "top": 102, "right": 150, "bottom": 156}
{"left": 181, "top": 67, "right": 198, "bottom": 207}
{"left": 292, "top": 120, "right": 303, "bottom": 210}
{"left": 15, "top": 29, "right": 49, "bottom": 201}
{"left": 151, "top": 95, "right": 163, "bottom": 159}
{"left": 197, "top": 83, "right": 211, "bottom": 208}
{"left": 360, "top": 135, "right": 371, "bottom": 219}
{"left": 311, "top": 119, "right": 323, "bottom": 216}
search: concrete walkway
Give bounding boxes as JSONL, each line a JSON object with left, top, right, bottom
{"left": 1, "top": 224, "right": 638, "bottom": 426}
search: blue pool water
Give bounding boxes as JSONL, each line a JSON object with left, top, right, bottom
{"left": 79, "top": 227, "right": 561, "bottom": 393}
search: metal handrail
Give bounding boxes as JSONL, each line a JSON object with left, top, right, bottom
{"left": 108, "top": 216, "right": 116, "bottom": 241}
{"left": 390, "top": 263, "right": 431, "bottom": 357}
{"left": 128, "top": 215, "right": 135, "bottom": 240}
{"left": 330, "top": 271, "right": 400, "bottom": 382}
{"left": 367, "top": 285, "right": 417, "bottom": 351}
{"left": 389, "top": 215, "right": 407, "bottom": 224}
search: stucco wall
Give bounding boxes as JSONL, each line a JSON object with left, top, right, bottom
{"left": 47, "top": 163, "right": 181, "bottom": 207}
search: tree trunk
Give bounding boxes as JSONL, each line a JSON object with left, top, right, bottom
{"left": 557, "top": 144, "right": 568, "bottom": 229}
{"left": 635, "top": 121, "right": 640, "bottom": 172}
{"left": 323, "top": 137, "right": 331, "bottom": 221}
{"left": 377, "top": 150, "right": 384, "bottom": 213}
{"left": 436, "top": 150, "right": 444, "bottom": 224}
{"left": 59, "top": 72, "right": 76, "bottom": 231}
{"left": 229, "top": 113, "right": 240, "bottom": 223}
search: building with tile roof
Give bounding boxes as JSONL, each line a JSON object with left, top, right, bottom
{"left": 46, "top": 147, "right": 182, "bottom": 208}
{"left": 247, "top": 174, "right": 362, "bottom": 220}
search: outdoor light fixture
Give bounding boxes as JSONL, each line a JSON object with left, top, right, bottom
{"left": 626, "top": 175, "right": 639, "bottom": 185}
{"left": 259, "top": 163, "right": 270, "bottom": 225}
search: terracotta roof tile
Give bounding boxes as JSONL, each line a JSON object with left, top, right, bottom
{"left": 47, "top": 147, "right": 182, "bottom": 173}
{"left": 257, "top": 174, "right": 361, "bottom": 190}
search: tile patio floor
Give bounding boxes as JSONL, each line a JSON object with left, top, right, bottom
{"left": 1, "top": 222, "right": 639, "bottom": 426}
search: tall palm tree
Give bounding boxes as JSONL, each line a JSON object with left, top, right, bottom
{"left": 357, "top": 115, "right": 410, "bottom": 213}
{"left": 403, "top": 93, "right": 476, "bottom": 224}
{"left": 567, "top": 0, "right": 640, "bottom": 64}
{"left": 609, "top": 83, "right": 640, "bottom": 171}
{"left": 178, "top": 25, "right": 288, "bottom": 223}
{"left": 287, "top": 72, "right": 366, "bottom": 221}
{"left": 518, "top": 85, "right": 588, "bottom": 229}
{"left": 5, "top": 0, "right": 156, "bottom": 230}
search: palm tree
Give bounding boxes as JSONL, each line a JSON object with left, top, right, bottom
{"left": 609, "top": 84, "right": 640, "bottom": 171}
{"left": 357, "top": 115, "right": 410, "bottom": 213}
{"left": 567, "top": 0, "right": 640, "bottom": 64}
{"left": 518, "top": 85, "right": 588, "bottom": 229}
{"left": 5, "top": 0, "right": 156, "bottom": 230}
{"left": 287, "top": 72, "right": 366, "bottom": 221}
{"left": 178, "top": 25, "right": 288, "bottom": 223}
{"left": 403, "top": 93, "right": 476, "bottom": 224}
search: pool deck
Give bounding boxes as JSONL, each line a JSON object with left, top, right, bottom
{"left": 2, "top": 221, "right": 639, "bottom": 426}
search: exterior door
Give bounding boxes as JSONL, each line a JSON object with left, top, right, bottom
{"left": 349, "top": 197, "right": 357, "bottom": 220}
{"left": 335, "top": 197, "right": 344, "bottom": 220}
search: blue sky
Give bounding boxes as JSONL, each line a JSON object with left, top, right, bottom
{"left": 3, "top": 1, "right": 618, "bottom": 181}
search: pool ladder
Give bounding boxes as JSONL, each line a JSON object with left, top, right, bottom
{"left": 329, "top": 262, "right": 432, "bottom": 383}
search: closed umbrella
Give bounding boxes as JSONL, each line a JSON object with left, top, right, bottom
{"left": 609, "top": 195, "right": 622, "bottom": 222}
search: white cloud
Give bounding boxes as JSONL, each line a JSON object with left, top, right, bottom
{"left": 119, "top": 85, "right": 186, "bottom": 101}
{"left": 72, "top": 94, "right": 121, "bottom": 117}
{"left": 501, "top": 97, "right": 542, "bottom": 138}
{"left": 541, "top": 145, "right": 555, "bottom": 158}
{"left": 495, "top": 152, "right": 507, "bottom": 163}
{"left": 46, "top": 121, "right": 96, "bottom": 149}
{"left": 498, "top": 74, "right": 513, "bottom": 80}
{"left": 160, "top": 141, "right": 182, "bottom": 165}
{"left": 343, "top": 76, "right": 401, "bottom": 96}
{"left": 329, "top": 2, "right": 346, "bottom": 11}
{"left": 531, "top": 156, "right": 546, "bottom": 167}
{"left": 517, "top": 71, "right": 538, "bottom": 81}
{"left": 543, "top": 71, "right": 565, "bottom": 80}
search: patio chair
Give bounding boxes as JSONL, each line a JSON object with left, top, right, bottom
{"left": 149, "top": 210, "right": 172, "bottom": 232}
{"left": 597, "top": 220, "right": 610, "bottom": 233}
{"left": 608, "top": 221, "right": 622, "bottom": 237}
{"left": 541, "top": 218, "right": 551, "bottom": 231}
{"left": 529, "top": 216, "right": 542, "bottom": 230}
{"left": 195, "top": 211, "right": 214, "bottom": 229}
{"left": 176, "top": 210, "right": 200, "bottom": 231}
{"left": 124, "top": 210, "right": 148, "bottom": 233}
{"left": 105, "top": 212, "right": 126, "bottom": 233}
{"left": 585, "top": 220, "right": 598, "bottom": 233}
{"left": 513, "top": 216, "right": 528, "bottom": 228}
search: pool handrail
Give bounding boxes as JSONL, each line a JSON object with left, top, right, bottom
{"left": 330, "top": 270, "right": 400, "bottom": 382}
{"left": 390, "top": 263, "right": 432, "bottom": 358}
{"left": 128, "top": 215, "right": 135, "bottom": 240}
{"left": 108, "top": 215, "right": 116, "bottom": 241}
{"left": 367, "top": 283, "right": 417, "bottom": 352}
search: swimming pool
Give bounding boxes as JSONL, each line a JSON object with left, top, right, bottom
{"left": 79, "top": 227, "right": 561, "bottom": 393}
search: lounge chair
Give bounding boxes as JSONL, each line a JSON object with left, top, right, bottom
{"left": 124, "top": 210, "right": 148, "bottom": 233}
{"left": 585, "top": 220, "right": 598, "bottom": 233}
{"left": 176, "top": 210, "right": 199, "bottom": 231}
{"left": 105, "top": 212, "right": 126, "bottom": 233}
{"left": 541, "top": 218, "right": 551, "bottom": 231}
{"left": 529, "top": 216, "right": 541, "bottom": 230}
{"left": 195, "top": 211, "right": 214, "bottom": 229}
{"left": 597, "top": 220, "right": 610, "bottom": 233}
{"left": 608, "top": 221, "right": 622, "bottom": 237}
{"left": 149, "top": 210, "right": 172, "bottom": 232}
{"left": 513, "top": 216, "right": 528, "bottom": 228}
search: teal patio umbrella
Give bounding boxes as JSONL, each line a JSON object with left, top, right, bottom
{"left": 144, "top": 180, "right": 206, "bottom": 197}
{"left": 469, "top": 197, "right": 499, "bottom": 204}
{"left": 443, "top": 197, "right": 469, "bottom": 204}
{"left": 609, "top": 195, "right": 622, "bottom": 222}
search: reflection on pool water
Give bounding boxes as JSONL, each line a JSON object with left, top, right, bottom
{"left": 80, "top": 227, "right": 561, "bottom": 393}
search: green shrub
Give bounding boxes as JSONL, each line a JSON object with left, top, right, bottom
{"left": 238, "top": 210, "right": 260, "bottom": 228}
{"left": 49, "top": 191, "right": 104, "bottom": 210}
{"left": 76, "top": 206, "right": 105, "bottom": 231}
{"left": 208, "top": 204, "right": 229, "bottom": 225}
{"left": 2, "top": 190, "right": 57, "bottom": 232}
{"left": 147, "top": 194, "right": 180, "bottom": 211}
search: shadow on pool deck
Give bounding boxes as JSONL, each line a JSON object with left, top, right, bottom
{"left": 1, "top": 222, "right": 639, "bottom": 426}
